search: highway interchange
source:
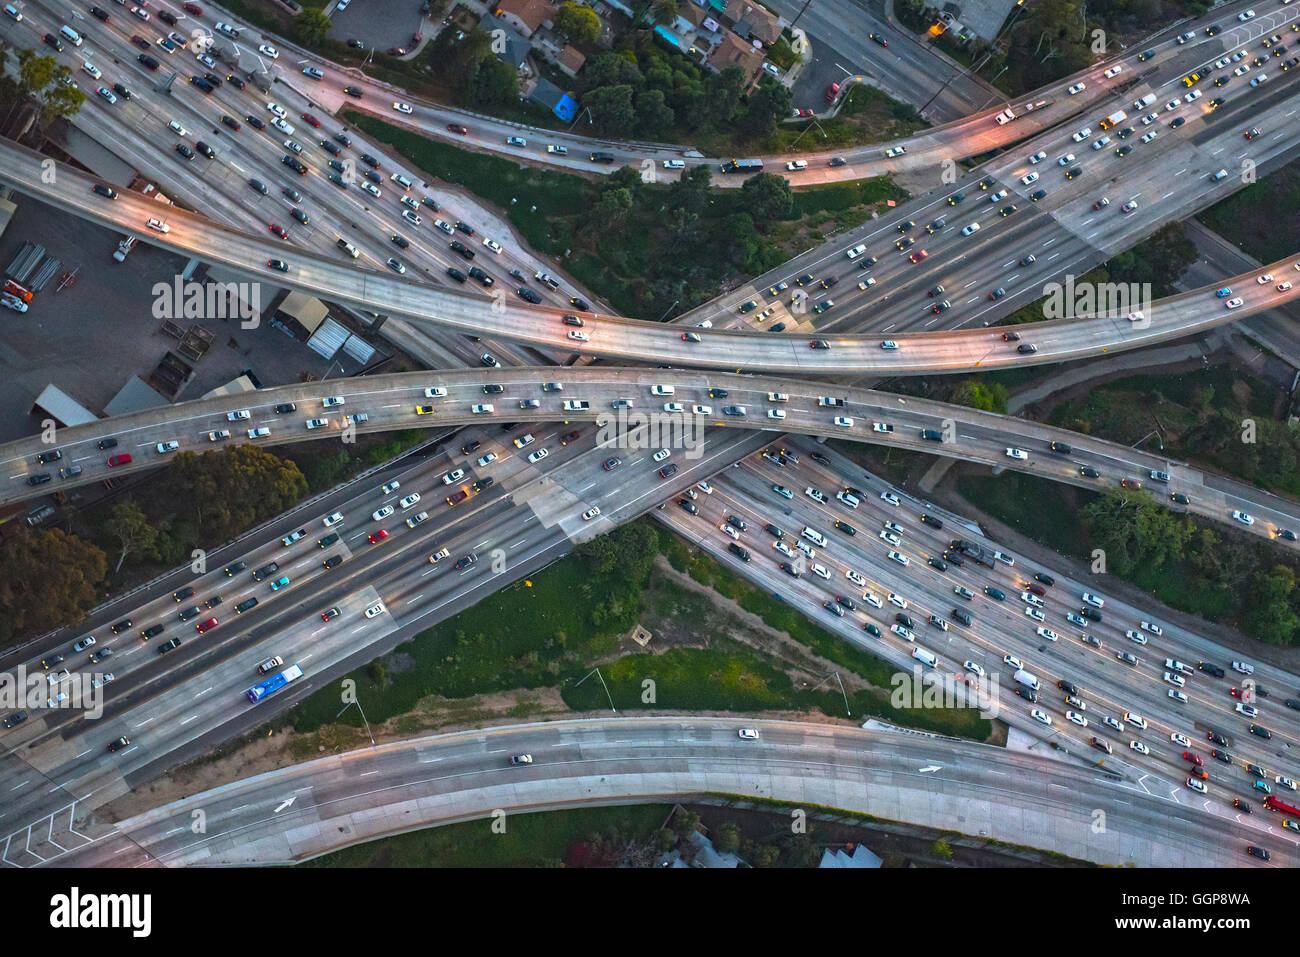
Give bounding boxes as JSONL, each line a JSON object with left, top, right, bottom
{"left": 2, "top": 0, "right": 1300, "bottom": 867}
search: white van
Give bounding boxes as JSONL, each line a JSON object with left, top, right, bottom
{"left": 650, "top": 384, "right": 674, "bottom": 396}
{"left": 1133, "top": 93, "right": 1157, "bottom": 110}
{"left": 911, "top": 646, "right": 939, "bottom": 668}
{"left": 60, "top": 25, "right": 84, "bottom": 46}
{"left": 802, "top": 526, "right": 828, "bottom": 547}
{"left": 390, "top": 172, "right": 413, "bottom": 190}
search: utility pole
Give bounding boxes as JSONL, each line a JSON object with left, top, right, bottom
{"left": 790, "top": 0, "right": 813, "bottom": 29}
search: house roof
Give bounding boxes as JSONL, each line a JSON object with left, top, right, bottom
{"left": 706, "top": 29, "right": 764, "bottom": 81}
{"left": 556, "top": 43, "right": 586, "bottom": 73}
{"left": 493, "top": 0, "right": 557, "bottom": 35}
{"left": 679, "top": 2, "right": 709, "bottom": 27}
{"left": 724, "top": 0, "right": 782, "bottom": 44}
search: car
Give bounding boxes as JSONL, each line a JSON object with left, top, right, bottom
{"left": 1067, "top": 711, "right": 1088, "bottom": 728}
{"left": 1186, "top": 777, "right": 1207, "bottom": 794}
{"left": 963, "top": 661, "right": 985, "bottom": 678}
{"left": 1278, "top": 776, "right": 1298, "bottom": 791}
{"left": 1068, "top": 82, "right": 1086, "bottom": 94}
{"left": 1169, "top": 689, "right": 1188, "bottom": 703}
{"left": 1005, "top": 448, "right": 1027, "bottom": 460}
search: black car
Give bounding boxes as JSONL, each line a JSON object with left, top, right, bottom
{"left": 113, "top": 83, "right": 132, "bottom": 100}
{"left": 1197, "top": 661, "right": 1225, "bottom": 678}
{"left": 1207, "top": 730, "right": 1227, "bottom": 746}
{"left": 920, "top": 514, "right": 943, "bottom": 529}
{"left": 450, "top": 240, "right": 475, "bottom": 259}
{"left": 765, "top": 523, "right": 784, "bottom": 538}
{"left": 516, "top": 287, "right": 542, "bottom": 304}
{"left": 173, "top": 586, "right": 195, "bottom": 602}
{"left": 92, "top": 183, "right": 117, "bottom": 199}
{"left": 138, "top": 54, "right": 159, "bottom": 70}
{"left": 569, "top": 297, "right": 590, "bottom": 311}
{"left": 834, "top": 521, "right": 856, "bottom": 536}
{"left": 1170, "top": 117, "right": 1185, "bottom": 129}
{"left": 43, "top": 34, "right": 63, "bottom": 51}
{"left": 728, "top": 542, "right": 751, "bottom": 562}
{"left": 196, "top": 141, "right": 215, "bottom": 159}
{"left": 482, "top": 383, "right": 504, "bottom": 394}
{"left": 157, "top": 637, "right": 182, "bottom": 654}
{"left": 223, "top": 561, "right": 247, "bottom": 577}
{"left": 446, "top": 267, "right": 467, "bottom": 282}
{"left": 927, "top": 556, "right": 948, "bottom": 571}
{"left": 319, "top": 139, "right": 341, "bottom": 155}
{"left": 203, "top": 72, "right": 223, "bottom": 87}
{"left": 107, "top": 736, "right": 130, "bottom": 753}
{"left": 2, "top": 711, "right": 28, "bottom": 729}
{"left": 1034, "top": 572, "right": 1055, "bottom": 586}
{"left": 454, "top": 554, "right": 478, "bottom": 571}
{"left": 1057, "top": 680, "right": 1078, "bottom": 695}
{"left": 249, "top": 178, "right": 268, "bottom": 194}
{"left": 360, "top": 152, "right": 380, "bottom": 168}
{"left": 281, "top": 185, "right": 301, "bottom": 201}
{"left": 273, "top": 403, "right": 297, "bottom": 414}
{"left": 282, "top": 155, "right": 307, "bottom": 173}
{"left": 454, "top": 220, "right": 475, "bottom": 235}
{"left": 190, "top": 76, "right": 214, "bottom": 93}
{"left": 175, "top": 143, "right": 195, "bottom": 160}
{"left": 1080, "top": 466, "right": 1100, "bottom": 478}
{"left": 343, "top": 85, "right": 363, "bottom": 98}
{"left": 472, "top": 477, "right": 494, "bottom": 492}
{"left": 221, "top": 115, "right": 241, "bottom": 131}
{"left": 290, "top": 208, "right": 308, "bottom": 225}
{"left": 1247, "top": 846, "right": 1270, "bottom": 861}
{"left": 27, "top": 473, "right": 51, "bottom": 486}
{"left": 468, "top": 266, "right": 494, "bottom": 287}
{"left": 159, "top": 9, "right": 177, "bottom": 24}
{"left": 227, "top": 75, "right": 246, "bottom": 90}
{"left": 947, "top": 192, "right": 965, "bottom": 205}
{"left": 1249, "top": 725, "right": 1273, "bottom": 739}
{"left": 895, "top": 614, "right": 915, "bottom": 629}
{"left": 91, "top": 5, "right": 111, "bottom": 19}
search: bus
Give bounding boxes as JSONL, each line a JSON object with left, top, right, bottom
{"left": 1264, "top": 794, "right": 1300, "bottom": 816}
{"left": 245, "top": 664, "right": 303, "bottom": 703}
{"left": 719, "top": 158, "right": 764, "bottom": 174}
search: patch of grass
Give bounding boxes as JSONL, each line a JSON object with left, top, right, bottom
{"left": 305, "top": 804, "right": 670, "bottom": 867}
{"left": 1198, "top": 156, "right": 1300, "bottom": 265}
{"left": 826, "top": 439, "right": 926, "bottom": 489}
{"left": 955, "top": 471, "right": 1094, "bottom": 562}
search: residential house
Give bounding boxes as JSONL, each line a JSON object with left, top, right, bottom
{"left": 721, "top": 0, "right": 782, "bottom": 45}
{"left": 492, "top": 0, "right": 558, "bottom": 38}
{"left": 705, "top": 28, "right": 765, "bottom": 89}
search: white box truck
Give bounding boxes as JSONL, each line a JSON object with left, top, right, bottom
{"left": 1013, "top": 668, "right": 1040, "bottom": 691}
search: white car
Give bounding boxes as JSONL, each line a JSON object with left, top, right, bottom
{"left": 1024, "top": 606, "right": 1044, "bottom": 621}
{"left": 963, "top": 661, "right": 985, "bottom": 677}
{"left": 887, "top": 550, "right": 909, "bottom": 566}
{"left": 1020, "top": 172, "right": 1039, "bottom": 185}
{"left": 482, "top": 238, "right": 503, "bottom": 254}
{"left": 652, "top": 448, "right": 671, "bottom": 462}
{"left": 767, "top": 392, "right": 788, "bottom": 402}
{"left": 271, "top": 116, "right": 295, "bottom": 135}
{"left": 1032, "top": 709, "right": 1052, "bottom": 727}
{"left": 1232, "top": 510, "right": 1255, "bottom": 525}
{"left": 1092, "top": 136, "right": 1110, "bottom": 150}
{"left": 1171, "top": 731, "right": 1191, "bottom": 747}
{"left": 738, "top": 728, "right": 760, "bottom": 740}
{"left": 697, "top": 482, "right": 713, "bottom": 494}
{"left": 1021, "top": 591, "right": 1044, "bottom": 607}
{"left": 663, "top": 402, "right": 684, "bottom": 413}
{"left": 1067, "top": 710, "right": 1088, "bottom": 727}
{"left": 1140, "top": 620, "right": 1163, "bottom": 636}
{"left": 146, "top": 217, "right": 170, "bottom": 234}
{"left": 879, "top": 530, "right": 901, "bottom": 546}
{"left": 393, "top": 102, "right": 414, "bottom": 114}
{"left": 1236, "top": 702, "right": 1258, "bottom": 718}
{"left": 810, "top": 563, "right": 831, "bottom": 580}
{"left": 364, "top": 602, "right": 385, "bottom": 619}
{"left": 795, "top": 541, "right": 815, "bottom": 559}
{"left": 1239, "top": 8, "right": 1256, "bottom": 20}
{"left": 1127, "top": 311, "right": 1145, "bottom": 323}
{"left": 773, "top": 540, "right": 794, "bottom": 557}
{"left": 83, "top": 62, "right": 102, "bottom": 80}
{"left": 258, "top": 44, "right": 279, "bottom": 58}
{"left": 1225, "top": 297, "right": 1243, "bottom": 309}
{"left": 1071, "top": 127, "right": 1091, "bottom": 142}
{"left": 1125, "top": 629, "right": 1148, "bottom": 644}
{"left": 1058, "top": 153, "right": 1076, "bottom": 166}
{"left": 1278, "top": 281, "right": 1293, "bottom": 292}
{"left": 1004, "top": 654, "right": 1023, "bottom": 670}
{"left": 772, "top": 484, "right": 793, "bottom": 499}
{"left": 1234, "top": 64, "right": 1250, "bottom": 76}
{"left": 1257, "top": 273, "right": 1274, "bottom": 285}
{"left": 1233, "top": 661, "right": 1255, "bottom": 675}
{"left": 227, "top": 410, "right": 251, "bottom": 421}
{"left": 845, "top": 569, "right": 866, "bottom": 587}
{"left": 1028, "top": 151, "right": 1046, "bottom": 164}
{"left": 833, "top": 416, "right": 853, "bottom": 428}
{"left": 1129, "top": 740, "right": 1149, "bottom": 755}
{"left": 1104, "top": 65, "right": 1122, "bottom": 78}
{"left": 528, "top": 448, "right": 549, "bottom": 464}
{"left": 72, "top": 635, "right": 95, "bottom": 652}
{"left": 887, "top": 593, "right": 907, "bottom": 609}
{"left": 786, "top": 159, "right": 808, "bottom": 171}
{"left": 692, "top": 405, "right": 712, "bottom": 416}
{"left": 863, "top": 592, "right": 884, "bottom": 609}
{"left": 1141, "top": 113, "right": 1157, "bottom": 125}
{"left": 880, "top": 491, "right": 900, "bottom": 507}
{"left": 441, "top": 469, "right": 465, "bottom": 486}
{"left": 1035, "top": 627, "right": 1059, "bottom": 642}
{"left": 381, "top": 481, "right": 400, "bottom": 495}
{"left": 568, "top": 329, "right": 589, "bottom": 342}
{"left": 1251, "top": 73, "right": 1269, "bottom": 86}
{"left": 1185, "top": 777, "right": 1207, "bottom": 794}
{"left": 423, "top": 387, "right": 448, "bottom": 399}
{"left": 1168, "top": 689, "right": 1188, "bottom": 703}
{"left": 1140, "top": 131, "right": 1157, "bottom": 143}
{"left": 885, "top": 146, "right": 906, "bottom": 158}
{"left": 207, "top": 429, "right": 231, "bottom": 441}
{"left": 1126, "top": 712, "right": 1147, "bottom": 730}
{"left": 156, "top": 440, "right": 179, "bottom": 453}
{"left": 266, "top": 102, "right": 287, "bottom": 118}
{"left": 476, "top": 452, "right": 498, "bottom": 467}
{"left": 1164, "top": 99, "right": 1180, "bottom": 112}
{"left": 1183, "top": 90, "right": 1201, "bottom": 103}
{"left": 1103, "top": 716, "right": 1124, "bottom": 733}
{"left": 372, "top": 504, "right": 395, "bottom": 521}
{"left": 719, "top": 523, "right": 740, "bottom": 541}
{"left": 399, "top": 492, "right": 421, "bottom": 508}
{"left": 323, "top": 512, "right": 344, "bottom": 527}
{"left": 1068, "top": 82, "right": 1086, "bottom": 94}
{"left": 1163, "top": 671, "right": 1185, "bottom": 687}
{"left": 767, "top": 409, "right": 786, "bottom": 420}
{"left": 1276, "top": 776, "right": 1297, "bottom": 791}
{"left": 1005, "top": 447, "right": 1027, "bottom": 460}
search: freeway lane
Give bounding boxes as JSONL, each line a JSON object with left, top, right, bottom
{"left": 54, "top": 716, "right": 1288, "bottom": 867}
{"left": 5, "top": 366, "right": 1300, "bottom": 548}
{"left": 2, "top": 141, "right": 1299, "bottom": 374}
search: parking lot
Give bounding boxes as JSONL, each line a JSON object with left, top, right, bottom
{"left": 328, "top": 0, "right": 429, "bottom": 57}
{"left": 0, "top": 198, "right": 372, "bottom": 444}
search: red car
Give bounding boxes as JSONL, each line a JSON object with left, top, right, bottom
{"left": 387, "top": 47, "right": 407, "bottom": 56}
{"left": 560, "top": 430, "right": 580, "bottom": 445}
{"left": 909, "top": 249, "right": 928, "bottom": 263}
{"left": 107, "top": 453, "right": 132, "bottom": 467}
{"left": 412, "top": 32, "right": 422, "bottom": 43}
{"left": 1183, "top": 750, "right": 1203, "bottom": 766}
{"left": 368, "top": 529, "right": 389, "bottom": 544}
{"left": 131, "top": 34, "right": 151, "bottom": 49}
{"left": 1230, "top": 687, "right": 1242, "bottom": 698}
{"left": 269, "top": 224, "right": 287, "bottom": 239}
{"left": 183, "top": 2, "right": 202, "bottom": 13}
{"left": 301, "top": 113, "right": 321, "bottom": 127}
{"left": 447, "top": 124, "right": 469, "bottom": 135}
{"left": 825, "top": 82, "right": 841, "bottom": 102}
{"left": 196, "top": 617, "right": 218, "bottom": 634}
{"left": 796, "top": 108, "right": 813, "bottom": 117}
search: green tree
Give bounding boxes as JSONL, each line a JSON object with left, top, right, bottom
{"left": 1243, "top": 566, "right": 1300, "bottom": 645}
{"left": 585, "top": 84, "right": 636, "bottom": 136}
{"left": 652, "top": 0, "right": 680, "bottom": 23}
{"left": 162, "top": 445, "right": 308, "bottom": 544}
{"left": 554, "top": 2, "right": 602, "bottom": 45}
{"left": 949, "top": 380, "right": 1009, "bottom": 414}
{"left": 101, "top": 499, "right": 160, "bottom": 574}
{"left": 713, "top": 821, "right": 741, "bottom": 855}
{"left": 932, "top": 839, "right": 954, "bottom": 860}
{"left": 740, "top": 172, "right": 793, "bottom": 221}
{"left": 634, "top": 88, "right": 675, "bottom": 138}
{"left": 467, "top": 55, "right": 519, "bottom": 108}
{"left": 291, "top": 9, "right": 332, "bottom": 46}
{"left": 741, "top": 75, "right": 793, "bottom": 140}
{"left": 591, "top": 186, "right": 634, "bottom": 227}
{"left": 582, "top": 51, "right": 642, "bottom": 91}
{"left": 0, "top": 529, "right": 106, "bottom": 644}
{"left": 704, "top": 66, "right": 746, "bottom": 125}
